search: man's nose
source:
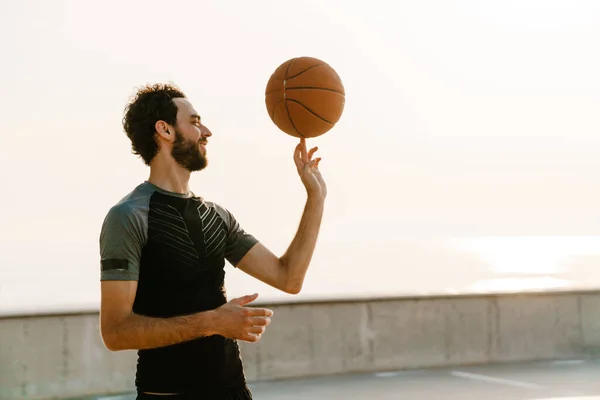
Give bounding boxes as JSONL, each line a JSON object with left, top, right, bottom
{"left": 201, "top": 124, "right": 212, "bottom": 137}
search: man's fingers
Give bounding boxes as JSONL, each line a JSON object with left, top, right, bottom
{"left": 249, "top": 316, "right": 272, "bottom": 327}
{"left": 294, "top": 141, "right": 304, "bottom": 158}
{"left": 308, "top": 146, "right": 318, "bottom": 160}
{"left": 300, "top": 138, "right": 308, "bottom": 161}
{"left": 294, "top": 154, "right": 303, "bottom": 170}
{"left": 247, "top": 326, "right": 266, "bottom": 335}
{"left": 246, "top": 307, "right": 273, "bottom": 317}
{"left": 240, "top": 333, "right": 262, "bottom": 343}
{"left": 231, "top": 293, "right": 259, "bottom": 306}
{"left": 306, "top": 158, "right": 320, "bottom": 169}
{"left": 293, "top": 144, "right": 304, "bottom": 169}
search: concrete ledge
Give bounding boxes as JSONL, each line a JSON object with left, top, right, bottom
{"left": 2, "top": 290, "right": 600, "bottom": 400}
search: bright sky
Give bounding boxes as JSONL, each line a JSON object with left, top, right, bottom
{"left": 2, "top": 0, "right": 600, "bottom": 315}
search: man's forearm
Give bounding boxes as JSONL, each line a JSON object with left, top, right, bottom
{"left": 280, "top": 194, "right": 325, "bottom": 293}
{"left": 102, "top": 310, "right": 217, "bottom": 351}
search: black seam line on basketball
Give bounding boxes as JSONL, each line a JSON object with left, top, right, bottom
{"left": 270, "top": 98, "right": 284, "bottom": 119}
{"left": 286, "top": 99, "right": 334, "bottom": 125}
{"left": 285, "top": 100, "right": 305, "bottom": 138}
{"left": 284, "top": 87, "right": 344, "bottom": 95}
{"left": 284, "top": 59, "right": 295, "bottom": 83}
{"left": 285, "top": 63, "right": 326, "bottom": 80}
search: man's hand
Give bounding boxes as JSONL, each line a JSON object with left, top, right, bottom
{"left": 294, "top": 138, "right": 327, "bottom": 199}
{"left": 212, "top": 293, "right": 273, "bottom": 343}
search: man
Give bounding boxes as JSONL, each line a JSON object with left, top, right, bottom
{"left": 99, "top": 83, "right": 326, "bottom": 399}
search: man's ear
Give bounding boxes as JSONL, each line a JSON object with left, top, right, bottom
{"left": 155, "top": 120, "right": 172, "bottom": 140}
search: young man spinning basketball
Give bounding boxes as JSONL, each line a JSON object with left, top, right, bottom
{"left": 99, "top": 83, "right": 326, "bottom": 399}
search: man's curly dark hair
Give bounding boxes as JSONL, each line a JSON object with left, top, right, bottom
{"left": 122, "top": 83, "right": 186, "bottom": 165}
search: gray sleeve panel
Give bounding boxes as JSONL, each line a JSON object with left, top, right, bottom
{"left": 211, "top": 203, "right": 259, "bottom": 267}
{"left": 99, "top": 193, "right": 150, "bottom": 281}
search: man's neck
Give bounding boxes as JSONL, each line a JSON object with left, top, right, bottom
{"left": 147, "top": 157, "right": 192, "bottom": 195}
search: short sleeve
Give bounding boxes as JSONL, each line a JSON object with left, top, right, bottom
{"left": 222, "top": 207, "right": 259, "bottom": 267}
{"left": 99, "top": 203, "right": 147, "bottom": 281}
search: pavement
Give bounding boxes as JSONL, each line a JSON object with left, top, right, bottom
{"left": 66, "top": 359, "right": 600, "bottom": 400}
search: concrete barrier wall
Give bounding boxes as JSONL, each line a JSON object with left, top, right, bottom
{"left": 2, "top": 290, "right": 600, "bottom": 400}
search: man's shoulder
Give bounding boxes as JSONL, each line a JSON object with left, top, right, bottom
{"left": 202, "top": 199, "right": 231, "bottom": 214}
{"left": 104, "top": 182, "right": 155, "bottom": 222}
{"left": 99, "top": 183, "right": 154, "bottom": 248}
{"left": 201, "top": 199, "right": 235, "bottom": 226}
{"left": 202, "top": 199, "right": 226, "bottom": 211}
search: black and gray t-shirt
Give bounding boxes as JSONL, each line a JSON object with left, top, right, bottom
{"left": 99, "top": 181, "right": 259, "bottom": 395}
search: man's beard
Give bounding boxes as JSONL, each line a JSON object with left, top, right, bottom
{"left": 171, "top": 129, "right": 207, "bottom": 172}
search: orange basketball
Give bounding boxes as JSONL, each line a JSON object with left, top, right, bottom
{"left": 265, "top": 56, "right": 345, "bottom": 138}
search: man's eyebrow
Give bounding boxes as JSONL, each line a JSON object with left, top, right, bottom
{"left": 191, "top": 114, "right": 201, "bottom": 121}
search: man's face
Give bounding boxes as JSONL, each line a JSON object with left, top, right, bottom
{"left": 170, "top": 98, "right": 212, "bottom": 172}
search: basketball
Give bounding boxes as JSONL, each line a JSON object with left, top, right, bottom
{"left": 265, "top": 56, "right": 345, "bottom": 138}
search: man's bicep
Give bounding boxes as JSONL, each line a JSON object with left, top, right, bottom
{"left": 100, "top": 260, "right": 140, "bottom": 281}
{"left": 217, "top": 204, "right": 291, "bottom": 292}
{"left": 100, "top": 280, "right": 138, "bottom": 340}
{"left": 236, "top": 242, "right": 286, "bottom": 289}
{"left": 99, "top": 204, "right": 145, "bottom": 280}
{"left": 98, "top": 204, "right": 145, "bottom": 336}
{"left": 220, "top": 206, "right": 259, "bottom": 267}
{"left": 101, "top": 280, "right": 138, "bottom": 317}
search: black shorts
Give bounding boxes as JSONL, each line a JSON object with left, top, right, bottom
{"left": 135, "top": 385, "right": 252, "bottom": 400}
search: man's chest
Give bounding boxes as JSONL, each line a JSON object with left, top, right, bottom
{"left": 143, "top": 196, "right": 229, "bottom": 274}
